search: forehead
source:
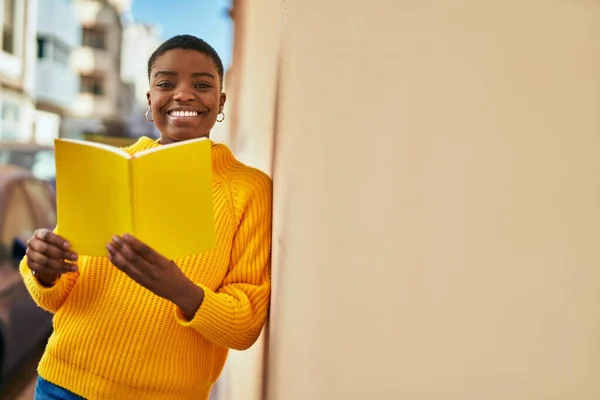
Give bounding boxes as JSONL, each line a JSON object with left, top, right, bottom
{"left": 152, "top": 49, "right": 217, "bottom": 75}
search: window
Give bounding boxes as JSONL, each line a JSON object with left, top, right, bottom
{"left": 81, "top": 75, "right": 105, "bottom": 95}
{"left": 2, "top": 0, "right": 15, "bottom": 54}
{"left": 37, "top": 36, "right": 46, "bottom": 59}
{"left": 82, "top": 26, "right": 106, "bottom": 50}
{"left": 0, "top": 100, "right": 21, "bottom": 141}
{"left": 53, "top": 40, "right": 70, "bottom": 64}
{"left": 37, "top": 36, "right": 71, "bottom": 65}
{"left": 1, "top": 101, "right": 19, "bottom": 122}
{"left": 1, "top": 184, "right": 36, "bottom": 249}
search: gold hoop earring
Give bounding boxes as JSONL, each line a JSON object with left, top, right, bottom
{"left": 145, "top": 108, "right": 154, "bottom": 122}
{"left": 216, "top": 111, "right": 225, "bottom": 123}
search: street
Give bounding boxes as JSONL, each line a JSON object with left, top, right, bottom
{"left": 0, "top": 342, "right": 43, "bottom": 400}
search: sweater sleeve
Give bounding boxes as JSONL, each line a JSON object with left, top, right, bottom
{"left": 174, "top": 173, "right": 272, "bottom": 350}
{"left": 19, "top": 138, "right": 153, "bottom": 314}
{"left": 19, "top": 227, "right": 80, "bottom": 314}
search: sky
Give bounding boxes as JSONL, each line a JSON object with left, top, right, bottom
{"left": 129, "top": 0, "right": 234, "bottom": 69}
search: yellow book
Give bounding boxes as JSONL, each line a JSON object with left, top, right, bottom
{"left": 54, "top": 138, "right": 215, "bottom": 259}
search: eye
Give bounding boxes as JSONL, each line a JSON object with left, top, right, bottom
{"left": 195, "top": 82, "right": 211, "bottom": 89}
{"left": 157, "top": 82, "right": 174, "bottom": 88}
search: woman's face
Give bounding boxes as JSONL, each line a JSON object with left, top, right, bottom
{"left": 147, "top": 49, "right": 226, "bottom": 143}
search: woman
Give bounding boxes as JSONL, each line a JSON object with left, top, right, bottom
{"left": 22, "top": 35, "right": 272, "bottom": 400}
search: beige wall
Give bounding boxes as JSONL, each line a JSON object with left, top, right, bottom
{"left": 214, "top": 1, "right": 280, "bottom": 399}
{"left": 223, "top": 0, "right": 280, "bottom": 171}
{"left": 225, "top": 1, "right": 600, "bottom": 399}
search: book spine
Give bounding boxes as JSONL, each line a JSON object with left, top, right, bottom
{"left": 128, "top": 160, "right": 136, "bottom": 234}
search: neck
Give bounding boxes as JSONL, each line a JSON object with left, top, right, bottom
{"left": 159, "top": 133, "right": 210, "bottom": 145}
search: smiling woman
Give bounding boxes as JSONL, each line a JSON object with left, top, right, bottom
{"left": 145, "top": 36, "right": 227, "bottom": 144}
{"left": 20, "top": 35, "right": 272, "bottom": 400}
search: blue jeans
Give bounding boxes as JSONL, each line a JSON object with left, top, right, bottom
{"left": 34, "top": 376, "right": 86, "bottom": 400}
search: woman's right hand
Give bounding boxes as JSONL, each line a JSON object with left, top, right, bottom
{"left": 26, "top": 229, "right": 78, "bottom": 286}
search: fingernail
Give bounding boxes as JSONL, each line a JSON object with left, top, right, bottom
{"left": 70, "top": 265, "right": 78, "bottom": 272}
{"left": 112, "top": 235, "right": 121, "bottom": 243}
{"left": 123, "top": 233, "right": 132, "bottom": 240}
{"left": 63, "top": 242, "right": 70, "bottom": 249}
{"left": 107, "top": 243, "right": 114, "bottom": 252}
{"left": 69, "top": 253, "right": 78, "bottom": 261}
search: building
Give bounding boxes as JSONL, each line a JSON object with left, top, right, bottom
{"left": 0, "top": 0, "right": 37, "bottom": 142}
{"left": 62, "top": 0, "right": 133, "bottom": 139}
{"left": 120, "top": 21, "right": 162, "bottom": 138}
{"left": 107, "top": 0, "right": 131, "bottom": 15}
{"left": 219, "top": 1, "right": 600, "bottom": 400}
{"left": 121, "top": 22, "right": 161, "bottom": 109}
{"left": 34, "top": 0, "right": 81, "bottom": 145}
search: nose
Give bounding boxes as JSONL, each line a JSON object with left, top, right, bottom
{"left": 173, "top": 85, "right": 195, "bottom": 102}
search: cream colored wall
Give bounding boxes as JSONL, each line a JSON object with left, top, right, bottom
{"left": 213, "top": 1, "right": 280, "bottom": 400}
{"left": 226, "top": 0, "right": 280, "bottom": 172}
{"left": 262, "top": 1, "right": 600, "bottom": 399}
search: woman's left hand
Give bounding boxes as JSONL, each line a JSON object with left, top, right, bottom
{"left": 107, "top": 235, "right": 204, "bottom": 319}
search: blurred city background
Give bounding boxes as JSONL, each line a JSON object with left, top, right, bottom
{"left": 0, "top": 0, "right": 234, "bottom": 398}
{"left": 3, "top": 1, "right": 600, "bottom": 400}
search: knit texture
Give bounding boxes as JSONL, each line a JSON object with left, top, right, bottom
{"left": 19, "top": 136, "right": 272, "bottom": 400}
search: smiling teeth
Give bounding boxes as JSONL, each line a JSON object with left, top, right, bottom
{"left": 171, "top": 111, "right": 198, "bottom": 117}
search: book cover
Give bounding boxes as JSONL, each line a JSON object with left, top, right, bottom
{"left": 54, "top": 138, "right": 215, "bottom": 259}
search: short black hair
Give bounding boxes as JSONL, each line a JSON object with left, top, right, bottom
{"left": 147, "top": 34, "right": 224, "bottom": 89}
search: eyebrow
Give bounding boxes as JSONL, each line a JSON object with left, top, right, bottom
{"left": 154, "top": 70, "right": 216, "bottom": 80}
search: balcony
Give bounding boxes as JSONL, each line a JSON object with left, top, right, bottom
{"left": 36, "top": 0, "right": 81, "bottom": 48}
{"left": 35, "top": 58, "right": 79, "bottom": 109}
{"left": 71, "top": 47, "right": 115, "bottom": 74}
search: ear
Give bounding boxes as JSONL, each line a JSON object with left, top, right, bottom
{"left": 146, "top": 91, "right": 151, "bottom": 107}
{"left": 219, "top": 93, "right": 227, "bottom": 112}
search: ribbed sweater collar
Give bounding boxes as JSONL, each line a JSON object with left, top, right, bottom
{"left": 128, "top": 136, "right": 235, "bottom": 174}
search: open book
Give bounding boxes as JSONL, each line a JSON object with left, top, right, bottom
{"left": 54, "top": 137, "right": 215, "bottom": 259}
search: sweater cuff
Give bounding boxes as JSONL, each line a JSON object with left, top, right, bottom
{"left": 174, "top": 284, "right": 232, "bottom": 338}
{"left": 22, "top": 264, "right": 78, "bottom": 309}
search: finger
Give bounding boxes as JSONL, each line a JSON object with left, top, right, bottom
{"left": 118, "top": 241, "right": 154, "bottom": 270}
{"left": 29, "top": 238, "right": 78, "bottom": 261}
{"left": 27, "top": 247, "right": 75, "bottom": 273}
{"left": 120, "top": 234, "right": 159, "bottom": 264}
{"left": 108, "top": 241, "right": 155, "bottom": 278}
{"left": 27, "top": 260, "right": 67, "bottom": 276}
{"left": 107, "top": 244, "right": 140, "bottom": 276}
{"left": 26, "top": 248, "right": 75, "bottom": 274}
{"left": 107, "top": 241, "right": 129, "bottom": 271}
{"left": 34, "top": 229, "right": 71, "bottom": 250}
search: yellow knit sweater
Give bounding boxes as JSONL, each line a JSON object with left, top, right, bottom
{"left": 20, "top": 136, "right": 272, "bottom": 400}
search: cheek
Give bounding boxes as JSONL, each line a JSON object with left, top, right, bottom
{"left": 152, "top": 107, "right": 164, "bottom": 123}
{"left": 149, "top": 97, "right": 166, "bottom": 121}
{"left": 200, "top": 92, "right": 221, "bottom": 111}
{"left": 149, "top": 91, "right": 164, "bottom": 110}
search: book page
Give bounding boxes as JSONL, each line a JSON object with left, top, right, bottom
{"left": 133, "top": 137, "right": 209, "bottom": 158}
{"left": 55, "top": 138, "right": 132, "bottom": 158}
{"left": 130, "top": 138, "right": 215, "bottom": 259}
